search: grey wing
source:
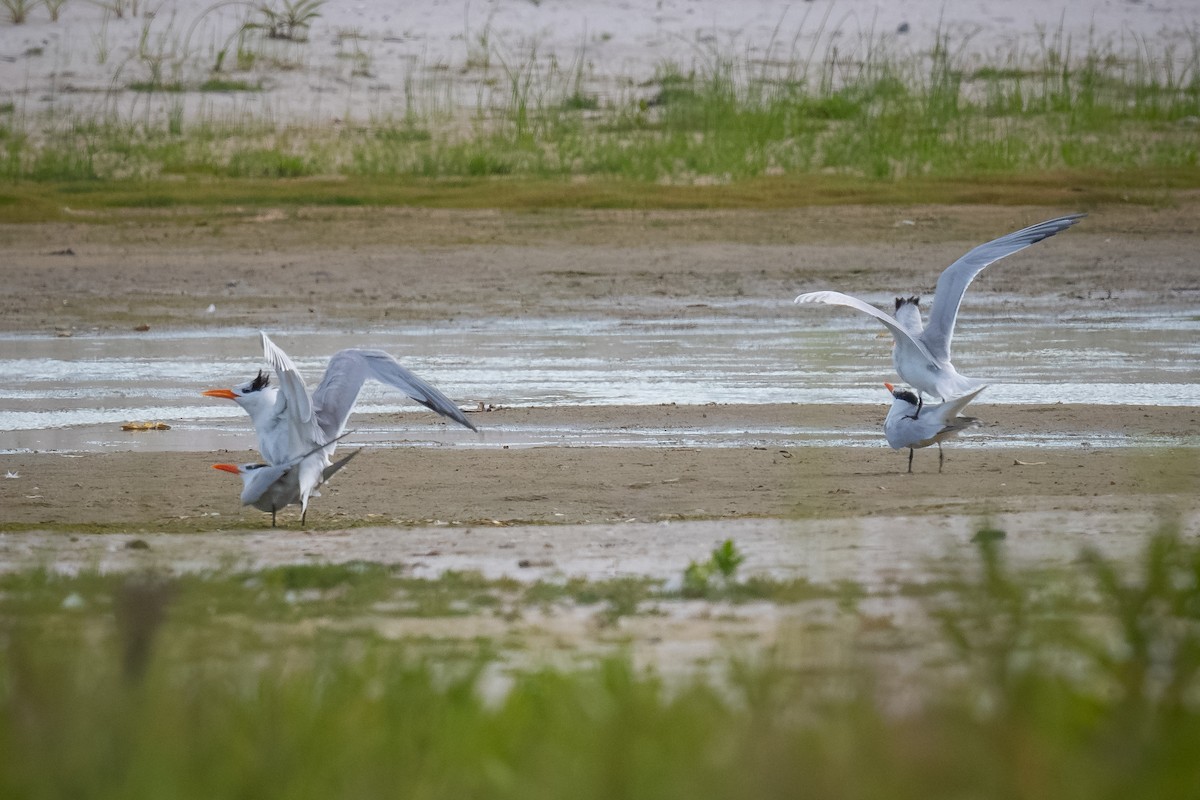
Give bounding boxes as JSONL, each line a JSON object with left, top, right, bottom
{"left": 321, "top": 448, "right": 362, "bottom": 482}
{"left": 312, "top": 349, "right": 477, "bottom": 438}
{"left": 239, "top": 463, "right": 293, "bottom": 506}
{"left": 937, "top": 385, "right": 987, "bottom": 420}
{"left": 261, "top": 331, "right": 315, "bottom": 424}
{"left": 924, "top": 214, "right": 1085, "bottom": 362}
{"left": 795, "top": 291, "right": 936, "bottom": 362}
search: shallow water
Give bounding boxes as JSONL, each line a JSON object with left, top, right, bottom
{"left": 1, "top": 300, "right": 1196, "bottom": 453}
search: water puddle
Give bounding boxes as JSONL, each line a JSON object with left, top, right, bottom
{"left": 1, "top": 300, "right": 1196, "bottom": 453}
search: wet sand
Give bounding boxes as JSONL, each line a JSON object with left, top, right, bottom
{"left": 3, "top": 203, "right": 1198, "bottom": 333}
{"left": 2, "top": 403, "right": 1196, "bottom": 530}
{"left": 2, "top": 204, "right": 1198, "bottom": 580}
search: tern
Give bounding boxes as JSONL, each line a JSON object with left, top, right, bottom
{"left": 795, "top": 214, "right": 1084, "bottom": 399}
{"left": 883, "top": 382, "right": 986, "bottom": 473}
{"left": 204, "top": 332, "right": 476, "bottom": 513}
{"left": 213, "top": 442, "right": 362, "bottom": 527}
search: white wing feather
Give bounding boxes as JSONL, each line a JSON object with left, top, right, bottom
{"left": 261, "top": 331, "right": 315, "bottom": 424}
{"left": 795, "top": 291, "right": 936, "bottom": 362}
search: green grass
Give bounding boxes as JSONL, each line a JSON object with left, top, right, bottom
{"left": 0, "top": 167, "right": 1182, "bottom": 224}
{"left": 0, "top": 31, "right": 1197, "bottom": 219}
{"left": 197, "top": 78, "right": 262, "bottom": 92}
{"left": 1, "top": 530, "right": 1198, "bottom": 798}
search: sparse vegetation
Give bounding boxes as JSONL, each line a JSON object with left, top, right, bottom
{"left": 681, "top": 538, "right": 747, "bottom": 598}
{"left": 250, "top": 0, "right": 324, "bottom": 42}
{"left": 92, "top": 0, "right": 143, "bottom": 19}
{"left": 43, "top": 0, "right": 69, "bottom": 21}
{"left": 1, "top": 0, "right": 36, "bottom": 24}
{"left": 0, "top": 26, "right": 1196, "bottom": 207}
{"left": 0, "top": 10, "right": 1196, "bottom": 221}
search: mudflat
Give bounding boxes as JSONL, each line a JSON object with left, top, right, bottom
{"left": 1, "top": 203, "right": 1197, "bottom": 540}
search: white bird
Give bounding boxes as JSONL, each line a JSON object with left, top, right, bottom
{"left": 883, "top": 382, "right": 986, "bottom": 473}
{"left": 204, "top": 332, "right": 476, "bottom": 514}
{"left": 795, "top": 214, "right": 1085, "bottom": 399}
{"left": 213, "top": 442, "right": 362, "bottom": 527}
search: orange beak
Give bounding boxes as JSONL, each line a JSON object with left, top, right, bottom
{"left": 212, "top": 463, "right": 240, "bottom": 475}
{"left": 884, "top": 382, "right": 895, "bottom": 392}
{"left": 203, "top": 388, "right": 238, "bottom": 400}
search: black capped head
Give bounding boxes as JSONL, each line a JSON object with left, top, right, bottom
{"left": 247, "top": 370, "right": 270, "bottom": 393}
{"left": 894, "top": 295, "right": 920, "bottom": 312}
{"left": 885, "top": 382, "right": 920, "bottom": 405}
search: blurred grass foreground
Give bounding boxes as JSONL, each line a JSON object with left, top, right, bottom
{"left": 2, "top": 530, "right": 1198, "bottom": 799}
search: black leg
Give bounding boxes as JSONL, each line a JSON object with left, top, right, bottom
{"left": 907, "top": 448, "right": 914, "bottom": 473}
{"left": 271, "top": 506, "right": 277, "bottom": 528}
{"left": 302, "top": 507, "right": 307, "bottom": 527}
{"left": 938, "top": 442, "right": 945, "bottom": 473}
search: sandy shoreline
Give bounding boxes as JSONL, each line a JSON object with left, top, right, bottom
{"left": 0, "top": 199, "right": 1195, "bottom": 627}
{"left": 3, "top": 203, "right": 1199, "bottom": 537}
{"left": 3, "top": 402, "right": 1196, "bottom": 530}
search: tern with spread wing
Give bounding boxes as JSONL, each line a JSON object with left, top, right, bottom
{"left": 213, "top": 439, "right": 362, "bottom": 527}
{"left": 883, "top": 383, "right": 986, "bottom": 473}
{"left": 795, "top": 214, "right": 1084, "bottom": 400}
{"left": 204, "top": 332, "right": 476, "bottom": 515}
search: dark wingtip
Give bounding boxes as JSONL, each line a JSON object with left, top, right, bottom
{"left": 1027, "top": 213, "right": 1088, "bottom": 245}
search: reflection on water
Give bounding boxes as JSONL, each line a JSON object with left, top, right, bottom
{"left": 0, "top": 300, "right": 1196, "bottom": 453}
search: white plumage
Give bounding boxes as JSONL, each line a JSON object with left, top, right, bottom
{"left": 796, "top": 214, "right": 1084, "bottom": 399}
{"left": 205, "top": 331, "right": 476, "bottom": 523}
{"left": 883, "top": 383, "right": 986, "bottom": 473}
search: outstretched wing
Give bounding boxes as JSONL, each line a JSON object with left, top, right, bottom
{"left": 924, "top": 214, "right": 1085, "bottom": 362}
{"left": 261, "top": 331, "right": 316, "bottom": 424}
{"left": 312, "top": 349, "right": 477, "bottom": 439}
{"left": 795, "top": 291, "right": 935, "bottom": 362}
{"left": 933, "top": 385, "right": 988, "bottom": 427}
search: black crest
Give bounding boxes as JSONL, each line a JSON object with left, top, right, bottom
{"left": 894, "top": 295, "right": 921, "bottom": 311}
{"left": 248, "top": 370, "right": 270, "bottom": 393}
{"left": 894, "top": 388, "right": 921, "bottom": 407}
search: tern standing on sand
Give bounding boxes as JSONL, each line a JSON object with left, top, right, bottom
{"left": 213, "top": 441, "right": 362, "bottom": 527}
{"left": 204, "top": 332, "right": 476, "bottom": 520}
{"left": 883, "top": 382, "right": 986, "bottom": 473}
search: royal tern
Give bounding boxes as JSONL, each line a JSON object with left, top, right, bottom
{"left": 213, "top": 445, "right": 361, "bottom": 527}
{"left": 883, "top": 382, "right": 986, "bottom": 473}
{"left": 204, "top": 332, "right": 476, "bottom": 512}
{"left": 795, "top": 214, "right": 1085, "bottom": 399}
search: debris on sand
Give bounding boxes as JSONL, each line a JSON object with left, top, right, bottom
{"left": 121, "top": 421, "right": 172, "bottom": 431}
